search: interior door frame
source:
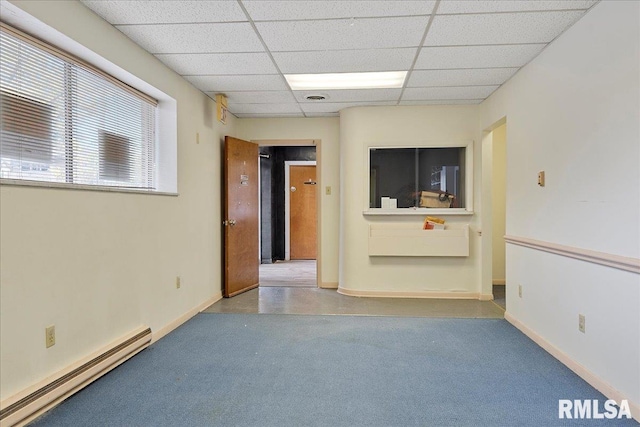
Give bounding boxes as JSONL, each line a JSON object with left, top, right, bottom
{"left": 252, "top": 139, "right": 323, "bottom": 288}
{"left": 285, "top": 161, "right": 317, "bottom": 260}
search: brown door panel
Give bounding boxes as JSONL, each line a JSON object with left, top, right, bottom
{"left": 224, "top": 136, "right": 259, "bottom": 297}
{"left": 290, "top": 165, "right": 317, "bottom": 260}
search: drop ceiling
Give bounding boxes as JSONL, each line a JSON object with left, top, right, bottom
{"left": 81, "top": 0, "right": 598, "bottom": 118}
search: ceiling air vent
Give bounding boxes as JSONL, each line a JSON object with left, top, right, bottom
{"left": 304, "top": 94, "right": 327, "bottom": 101}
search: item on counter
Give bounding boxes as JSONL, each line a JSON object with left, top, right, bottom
{"left": 423, "top": 216, "right": 446, "bottom": 230}
{"left": 419, "top": 190, "right": 455, "bottom": 208}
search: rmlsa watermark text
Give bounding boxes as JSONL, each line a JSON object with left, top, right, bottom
{"left": 558, "top": 399, "right": 631, "bottom": 419}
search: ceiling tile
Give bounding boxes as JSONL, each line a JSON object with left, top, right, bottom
{"left": 155, "top": 53, "right": 277, "bottom": 75}
{"left": 185, "top": 75, "right": 288, "bottom": 92}
{"left": 294, "top": 89, "right": 401, "bottom": 103}
{"left": 115, "top": 23, "right": 264, "bottom": 54}
{"left": 399, "top": 100, "right": 483, "bottom": 105}
{"left": 407, "top": 68, "right": 518, "bottom": 87}
{"left": 256, "top": 16, "right": 429, "bottom": 52}
{"left": 82, "top": 1, "right": 247, "bottom": 24}
{"left": 437, "top": 0, "right": 597, "bottom": 14}
{"left": 402, "top": 86, "right": 499, "bottom": 100}
{"left": 300, "top": 101, "right": 396, "bottom": 114}
{"left": 273, "top": 48, "right": 416, "bottom": 74}
{"left": 424, "top": 11, "right": 586, "bottom": 46}
{"left": 234, "top": 113, "right": 305, "bottom": 118}
{"left": 243, "top": 1, "right": 435, "bottom": 21}
{"left": 227, "top": 103, "right": 302, "bottom": 114}
{"left": 415, "top": 44, "right": 546, "bottom": 69}
{"left": 214, "top": 91, "right": 297, "bottom": 104}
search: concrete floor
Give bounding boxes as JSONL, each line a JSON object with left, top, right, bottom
{"left": 204, "top": 287, "right": 505, "bottom": 319}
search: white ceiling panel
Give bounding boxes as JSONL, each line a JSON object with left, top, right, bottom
{"left": 425, "top": 11, "right": 586, "bottom": 46}
{"left": 155, "top": 53, "right": 277, "bottom": 75}
{"left": 437, "top": 0, "right": 597, "bottom": 14}
{"left": 399, "top": 100, "right": 483, "bottom": 105}
{"left": 243, "top": 1, "right": 435, "bottom": 21}
{"left": 407, "top": 68, "right": 518, "bottom": 87}
{"left": 216, "top": 91, "right": 297, "bottom": 104}
{"left": 273, "top": 48, "right": 417, "bottom": 74}
{"left": 294, "top": 89, "right": 401, "bottom": 103}
{"left": 300, "top": 101, "right": 396, "bottom": 114}
{"left": 402, "top": 86, "right": 499, "bottom": 100}
{"left": 185, "top": 75, "right": 288, "bottom": 92}
{"left": 415, "top": 44, "right": 546, "bottom": 69}
{"left": 227, "top": 103, "right": 302, "bottom": 114}
{"left": 115, "top": 23, "right": 264, "bottom": 54}
{"left": 256, "top": 16, "right": 429, "bottom": 52}
{"left": 82, "top": 1, "right": 247, "bottom": 24}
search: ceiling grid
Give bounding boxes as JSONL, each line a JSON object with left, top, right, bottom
{"left": 81, "top": 0, "right": 599, "bottom": 117}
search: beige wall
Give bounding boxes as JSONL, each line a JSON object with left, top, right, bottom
{"left": 339, "top": 106, "right": 484, "bottom": 296}
{"left": 236, "top": 117, "right": 340, "bottom": 286}
{"left": 491, "top": 124, "right": 507, "bottom": 283}
{"left": 0, "top": 0, "right": 232, "bottom": 400}
{"left": 480, "top": 0, "right": 639, "bottom": 411}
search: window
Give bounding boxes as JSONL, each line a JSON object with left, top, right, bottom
{"left": 0, "top": 24, "right": 157, "bottom": 190}
{"left": 369, "top": 147, "right": 467, "bottom": 209}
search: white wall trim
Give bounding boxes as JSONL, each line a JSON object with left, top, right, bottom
{"left": 320, "top": 282, "right": 339, "bottom": 289}
{"left": 151, "top": 293, "right": 222, "bottom": 344}
{"left": 338, "top": 287, "right": 484, "bottom": 300}
{"left": 505, "top": 235, "right": 640, "bottom": 274}
{"left": 284, "top": 160, "right": 316, "bottom": 261}
{"left": 504, "top": 312, "right": 640, "bottom": 422}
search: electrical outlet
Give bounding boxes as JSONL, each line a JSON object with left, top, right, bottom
{"left": 176, "top": 276, "right": 181, "bottom": 289}
{"left": 578, "top": 314, "right": 585, "bottom": 333}
{"left": 45, "top": 325, "right": 55, "bottom": 348}
{"left": 518, "top": 285, "right": 523, "bottom": 298}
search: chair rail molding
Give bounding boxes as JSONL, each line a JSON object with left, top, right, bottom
{"left": 504, "top": 235, "right": 640, "bottom": 274}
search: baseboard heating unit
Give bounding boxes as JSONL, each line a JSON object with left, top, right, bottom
{"left": 0, "top": 326, "right": 152, "bottom": 427}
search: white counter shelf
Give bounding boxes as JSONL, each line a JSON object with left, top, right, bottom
{"left": 368, "top": 224, "right": 469, "bottom": 257}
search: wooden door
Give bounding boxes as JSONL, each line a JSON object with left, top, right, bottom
{"left": 290, "top": 165, "right": 317, "bottom": 259}
{"left": 223, "top": 136, "right": 259, "bottom": 297}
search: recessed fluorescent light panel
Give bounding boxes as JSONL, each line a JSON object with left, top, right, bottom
{"left": 285, "top": 71, "right": 407, "bottom": 90}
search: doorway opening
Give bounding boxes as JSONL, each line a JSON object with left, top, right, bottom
{"left": 259, "top": 145, "right": 317, "bottom": 288}
{"left": 481, "top": 120, "right": 507, "bottom": 309}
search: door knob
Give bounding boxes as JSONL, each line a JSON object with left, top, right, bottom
{"left": 290, "top": 186, "right": 296, "bottom": 192}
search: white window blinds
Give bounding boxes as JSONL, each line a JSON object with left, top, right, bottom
{"left": 0, "top": 24, "right": 157, "bottom": 190}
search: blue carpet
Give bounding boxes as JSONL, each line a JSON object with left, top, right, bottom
{"left": 31, "top": 314, "right": 637, "bottom": 426}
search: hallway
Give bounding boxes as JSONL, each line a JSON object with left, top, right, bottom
{"left": 259, "top": 260, "right": 316, "bottom": 287}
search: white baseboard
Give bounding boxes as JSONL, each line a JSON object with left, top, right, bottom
{"left": 338, "top": 287, "right": 481, "bottom": 299}
{"left": 504, "top": 312, "right": 639, "bottom": 422}
{"left": 151, "top": 293, "right": 222, "bottom": 344}
{"left": 320, "top": 282, "right": 338, "bottom": 289}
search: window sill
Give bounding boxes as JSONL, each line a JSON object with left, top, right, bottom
{"left": 363, "top": 208, "right": 473, "bottom": 216}
{"left": 0, "top": 178, "right": 178, "bottom": 196}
